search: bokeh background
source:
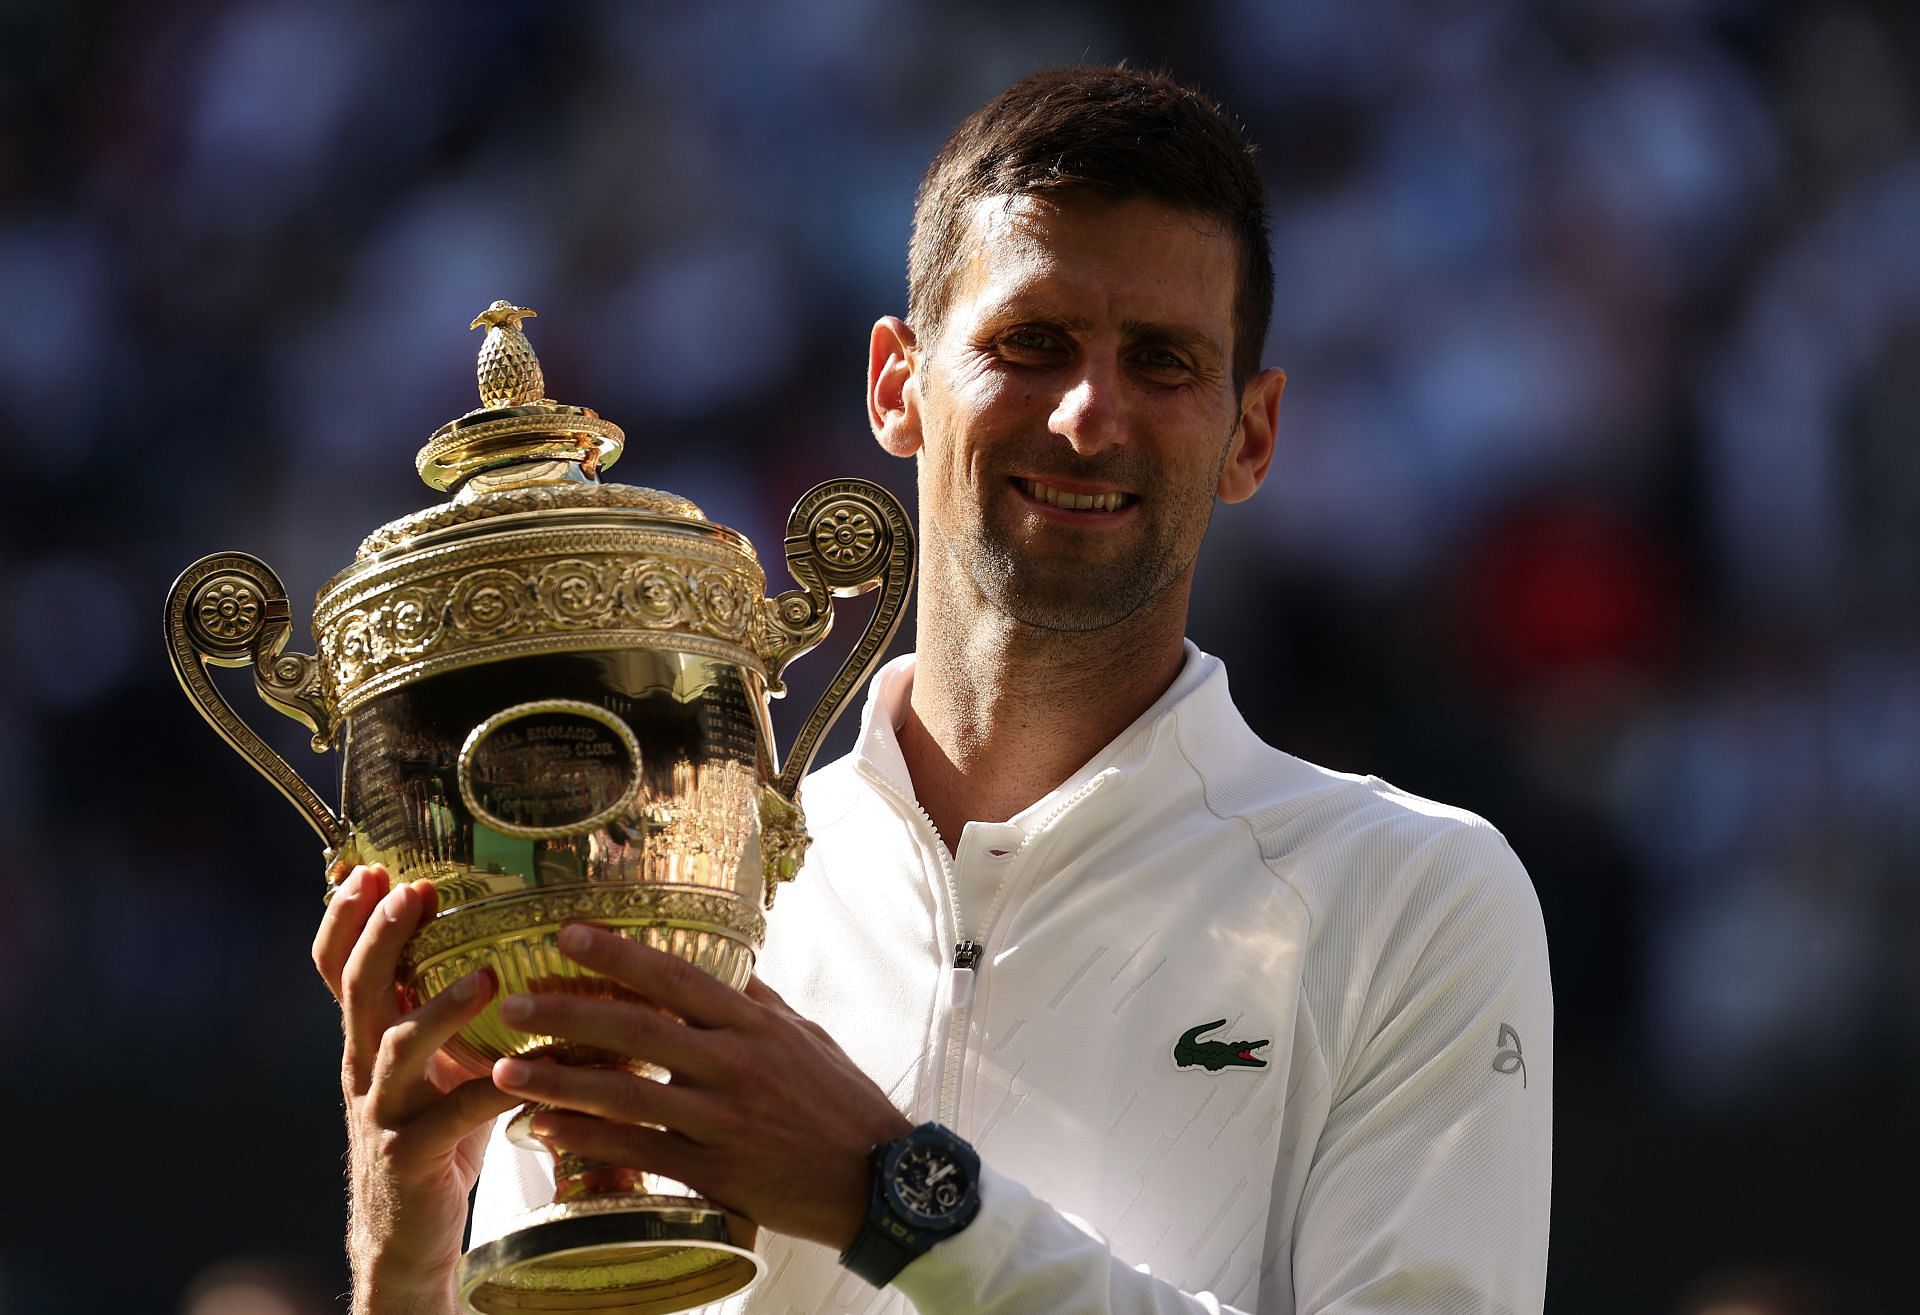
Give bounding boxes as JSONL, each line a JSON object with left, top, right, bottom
{"left": 2, "top": 1, "right": 1915, "bottom": 1312}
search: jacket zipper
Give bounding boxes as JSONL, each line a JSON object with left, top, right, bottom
{"left": 855, "top": 760, "right": 1117, "bottom": 1125}
{"left": 854, "top": 762, "right": 973, "bottom": 1123}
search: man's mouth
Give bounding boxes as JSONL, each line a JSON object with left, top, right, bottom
{"left": 1016, "top": 477, "right": 1136, "bottom": 513}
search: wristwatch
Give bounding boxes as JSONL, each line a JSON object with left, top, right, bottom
{"left": 839, "top": 1122, "right": 982, "bottom": 1287}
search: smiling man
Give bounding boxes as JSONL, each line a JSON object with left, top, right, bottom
{"left": 314, "top": 66, "right": 1552, "bottom": 1315}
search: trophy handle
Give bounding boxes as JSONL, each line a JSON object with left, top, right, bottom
{"left": 165, "top": 551, "right": 348, "bottom": 853}
{"left": 766, "top": 478, "right": 915, "bottom": 800}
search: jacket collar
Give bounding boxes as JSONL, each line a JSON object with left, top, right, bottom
{"left": 850, "top": 640, "right": 1235, "bottom": 831}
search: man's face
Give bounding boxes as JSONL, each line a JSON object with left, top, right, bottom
{"left": 901, "top": 194, "right": 1257, "bottom": 633}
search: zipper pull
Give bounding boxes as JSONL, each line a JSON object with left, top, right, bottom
{"left": 948, "top": 939, "right": 980, "bottom": 1010}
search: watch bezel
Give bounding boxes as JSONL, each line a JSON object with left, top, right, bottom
{"left": 841, "top": 1123, "right": 981, "bottom": 1288}
{"left": 881, "top": 1138, "right": 971, "bottom": 1226}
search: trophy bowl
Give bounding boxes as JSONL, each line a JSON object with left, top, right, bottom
{"left": 164, "top": 303, "right": 913, "bottom": 1314}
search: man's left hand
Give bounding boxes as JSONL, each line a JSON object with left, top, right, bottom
{"left": 491, "top": 922, "right": 914, "bottom": 1251}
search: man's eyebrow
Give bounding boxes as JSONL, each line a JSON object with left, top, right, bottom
{"left": 976, "top": 299, "right": 1093, "bottom": 333}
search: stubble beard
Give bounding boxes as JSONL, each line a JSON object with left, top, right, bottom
{"left": 954, "top": 454, "right": 1224, "bottom": 635}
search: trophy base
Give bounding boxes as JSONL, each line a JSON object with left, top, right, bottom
{"left": 458, "top": 1196, "right": 762, "bottom": 1314}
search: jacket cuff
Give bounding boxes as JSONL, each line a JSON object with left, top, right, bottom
{"left": 889, "top": 1162, "right": 1031, "bottom": 1308}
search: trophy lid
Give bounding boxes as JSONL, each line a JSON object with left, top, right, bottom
{"left": 416, "top": 300, "right": 626, "bottom": 492}
{"left": 356, "top": 302, "right": 707, "bottom": 559}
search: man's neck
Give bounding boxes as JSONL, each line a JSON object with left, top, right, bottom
{"left": 898, "top": 577, "right": 1189, "bottom": 853}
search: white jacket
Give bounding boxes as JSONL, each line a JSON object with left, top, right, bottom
{"left": 473, "top": 644, "right": 1553, "bottom": 1313}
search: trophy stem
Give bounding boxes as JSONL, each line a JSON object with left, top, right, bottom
{"left": 552, "top": 1148, "right": 648, "bottom": 1203}
{"left": 503, "top": 1100, "right": 659, "bottom": 1200}
{"left": 462, "top": 1102, "right": 763, "bottom": 1314}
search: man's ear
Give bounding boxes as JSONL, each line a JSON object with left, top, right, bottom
{"left": 1218, "top": 367, "right": 1285, "bottom": 504}
{"left": 869, "top": 316, "right": 922, "bottom": 458}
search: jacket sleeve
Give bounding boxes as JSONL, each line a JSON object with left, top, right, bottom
{"left": 892, "top": 1163, "right": 1245, "bottom": 1314}
{"left": 1289, "top": 824, "right": 1553, "bottom": 1314}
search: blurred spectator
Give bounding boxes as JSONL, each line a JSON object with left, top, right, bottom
{"left": 179, "top": 1256, "right": 333, "bottom": 1315}
{"left": 1674, "top": 1265, "right": 1848, "bottom": 1315}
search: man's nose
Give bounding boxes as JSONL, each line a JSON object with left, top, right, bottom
{"left": 1047, "top": 359, "right": 1127, "bottom": 455}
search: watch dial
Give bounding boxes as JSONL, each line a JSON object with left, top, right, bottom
{"left": 890, "top": 1143, "right": 966, "bottom": 1222}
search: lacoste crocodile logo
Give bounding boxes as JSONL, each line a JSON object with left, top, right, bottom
{"left": 1173, "top": 1019, "right": 1270, "bottom": 1072}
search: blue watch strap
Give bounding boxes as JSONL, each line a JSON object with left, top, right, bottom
{"left": 839, "top": 1212, "right": 925, "bottom": 1287}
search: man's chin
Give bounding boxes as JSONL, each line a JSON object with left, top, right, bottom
{"left": 976, "top": 568, "right": 1166, "bottom": 635}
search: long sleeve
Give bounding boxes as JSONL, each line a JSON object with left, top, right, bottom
{"left": 893, "top": 1164, "right": 1241, "bottom": 1314}
{"left": 1291, "top": 825, "right": 1553, "bottom": 1314}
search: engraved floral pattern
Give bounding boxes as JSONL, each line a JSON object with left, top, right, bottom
{"left": 317, "top": 538, "right": 775, "bottom": 709}
{"left": 448, "top": 568, "right": 534, "bottom": 640}
{"left": 399, "top": 884, "right": 765, "bottom": 966}
{"left": 691, "top": 567, "right": 752, "bottom": 639}
{"left": 386, "top": 589, "right": 444, "bottom": 654}
{"left": 195, "top": 578, "right": 261, "bottom": 642}
{"left": 621, "top": 564, "right": 691, "bottom": 625}
{"left": 812, "top": 503, "right": 878, "bottom": 569}
{"left": 337, "top": 611, "right": 381, "bottom": 676}
{"left": 536, "top": 559, "right": 614, "bottom": 626}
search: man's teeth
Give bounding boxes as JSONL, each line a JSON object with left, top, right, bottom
{"left": 1021, "top": 479, "right": 1130, "bottom": 511}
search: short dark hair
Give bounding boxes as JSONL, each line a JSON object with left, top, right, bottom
{"left": 907, "top": 65, "right": 1273, "bottom": 390}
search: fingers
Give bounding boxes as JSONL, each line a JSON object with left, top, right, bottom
{"left": 742, "top": 974, "right": 792, "bottom": 1012}
{"left": 553, "top": 923, "right": 749, "bottom": 1030}
{"left": 525, "top": 1111, "right": 711, "bottom": 1201}
{"left": 498, "top": 990, "right": 730, "bottom": 1085}
{"left": 492, "top": 1058, "right": 721, "bottom": 1141}
{"left": 340, "top": 878, "right": 435, "bottom": 1089}
{"left": 312, "top": 864, "right": 391, "bottom": 1000}
{"left": 377, "top": 1075, "right": 524, "bottom": 1180}
{"left": 368, "top": 969, "right": 497, "bottom": 1125}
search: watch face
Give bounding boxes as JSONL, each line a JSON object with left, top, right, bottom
{"left": 888, "top": 1143, "right": 969, "bottom": 1223}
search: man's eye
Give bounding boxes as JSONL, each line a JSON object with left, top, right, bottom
{"left": 1003, "top": 329, "right": 1059, "bottom": 352}
{"left": 1135, "top": 349, "right": 1187, "bottom": 371}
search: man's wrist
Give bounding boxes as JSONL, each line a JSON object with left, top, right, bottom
{"left": 349, "top": 1237, "right": 461, "bottom": 1315}
{"left": 349, "top": 1267, "right": 460, "bottom": 1315}
{"left": 840, "top": 1123, "right": 983, "bottom": 1288}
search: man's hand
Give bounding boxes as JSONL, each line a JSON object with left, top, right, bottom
{"left": 491, "top": 922, "right": 914, "bottom": 1252}
{"left": 312, "top": 864, "right": 522, "bottom": 1313}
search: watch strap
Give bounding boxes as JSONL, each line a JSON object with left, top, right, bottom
{"left": 839, "top": 1201, "right": 925, "bottom": 1287}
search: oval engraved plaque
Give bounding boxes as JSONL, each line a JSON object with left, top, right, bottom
{"left": 456, "top": 699, "right": 643, "bottom": 841}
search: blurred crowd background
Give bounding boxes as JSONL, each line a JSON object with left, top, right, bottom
{"left": 1, "top": 0, "right": 1914, "bottom": 1311}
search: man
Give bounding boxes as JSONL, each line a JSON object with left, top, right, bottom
{"left": 312, "top": 66, "right": 1552, "bottom": 1314}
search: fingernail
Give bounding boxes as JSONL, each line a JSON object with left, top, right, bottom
{"left": 451, "top": 972, "right": 483, "bottom": 1002}
{"left": 558, "top": 924, "right": 593, "bottom": 954}
{"left": 337, "top": 869, "right": 362, "bottom": 899}
{"left": 496, "top": 1058, "right": 531, "bottom": 1087}
{"left": 501, "top": 994, "right": 533, "bottom": 1022}
{"left": 381, "top": 886, "right": 409, "bottom": 923}
{"left": 528, "top": 1114, "right": 558, "bottom": 1140}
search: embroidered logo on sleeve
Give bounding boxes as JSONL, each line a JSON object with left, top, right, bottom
{"left": 1493, "top": 1022, "right": 1528, "bottom": 1087}
{"left": 1173, "top": 1019, "right": 1270, "bottom": 1071}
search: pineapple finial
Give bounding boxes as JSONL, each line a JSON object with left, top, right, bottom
{"left": 468, "top": 300, "right": 545, "bottom": 408}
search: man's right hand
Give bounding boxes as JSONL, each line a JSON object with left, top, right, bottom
{"left": 313, "top": 864, "right": 522, "bottom": 1314}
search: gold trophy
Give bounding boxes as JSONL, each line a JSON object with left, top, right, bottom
{"left": 165, "top": 302, "right": 914, "bottom": 1313}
